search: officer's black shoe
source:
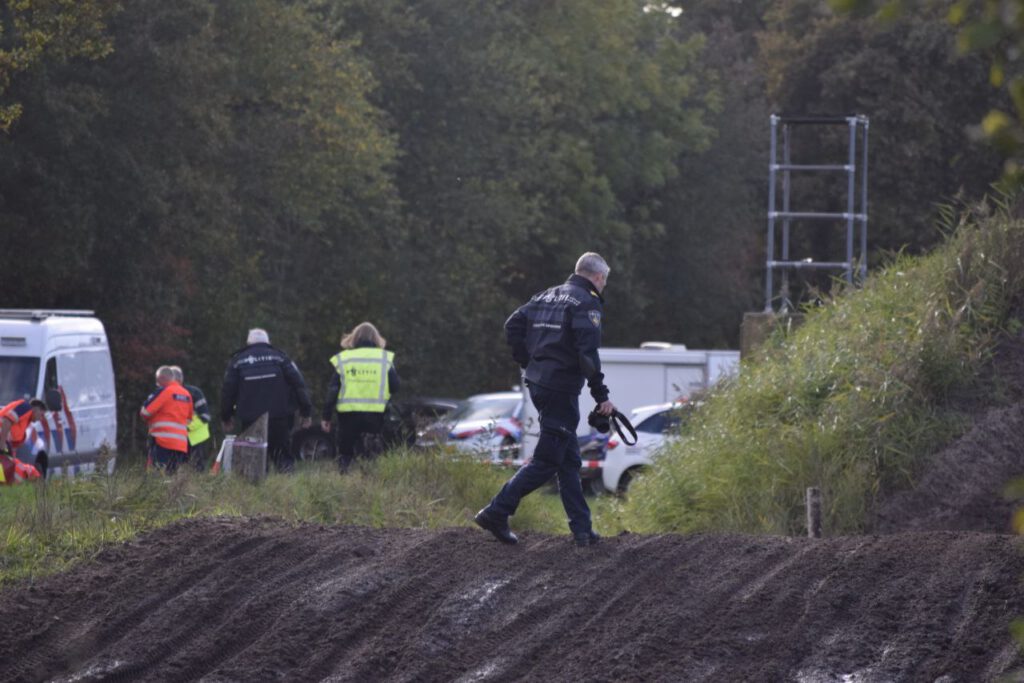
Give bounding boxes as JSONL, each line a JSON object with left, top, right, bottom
{"left": 474, "top": 509, "right": 518, "bottom": 545}
{"left": 574, "top": 530, "right": 601, "bottom": 547}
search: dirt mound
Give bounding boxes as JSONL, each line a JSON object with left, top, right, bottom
{"left": 873, "top": 332, "right": 1024, "bottom": 534}
{"left": 873, "top": 402, "right": 1024, "bottom": 534}
{"left": 2, "top": 517, "right": 1024, "bottom": 682}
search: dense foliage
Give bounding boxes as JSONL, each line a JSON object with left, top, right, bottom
{"left": 0, "top": 0, "right": 1010, "bottom": 454}
{"left": 0, "top": 0, "right": 119, "bottom": 130}
{"left": 833, "top": 0, "right": 1024, "bottom": 179}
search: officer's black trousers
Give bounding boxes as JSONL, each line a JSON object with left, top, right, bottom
{"left": 187, "top": 440, "right": 210, "bottom": 471}
{"left": 267, "top": 416, "right": 294, "bottom": 472}
{"left": 335, "top": 412, "right": 384, "bottom": 471}
{"left": 488, "top": 383, "right": 592, "bottom": 535}
{"left": 148, "top": 443, "right": 183, "bottom": 474}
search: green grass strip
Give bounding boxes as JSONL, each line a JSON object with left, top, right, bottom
{"left": 0, "top": 447, "right": 627, "bottom": 585}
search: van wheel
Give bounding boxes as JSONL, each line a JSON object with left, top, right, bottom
{"left": 34, "top": 452, "right": 48, "bottom": 478}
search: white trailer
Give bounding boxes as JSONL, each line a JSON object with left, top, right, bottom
{"left": 518, "top": 342, "right": 739, "bottom": 492}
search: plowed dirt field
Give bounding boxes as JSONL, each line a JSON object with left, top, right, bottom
{"left": 3, "top": 517, "right": 1023, "bottom": 682}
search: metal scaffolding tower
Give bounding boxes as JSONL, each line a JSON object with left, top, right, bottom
{"left": 764, "top": 114, "right": 869, "bottom": 312}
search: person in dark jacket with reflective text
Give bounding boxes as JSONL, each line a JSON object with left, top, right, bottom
{"left": 221, "top": 328, "right": 312, "bottom": 472}
{"left": 475, "top": 252, "right": 616, "bottom": 547}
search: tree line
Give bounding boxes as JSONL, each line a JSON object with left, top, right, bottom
{"left": 0, "top": 0, "right": 1009, "bottom": 451}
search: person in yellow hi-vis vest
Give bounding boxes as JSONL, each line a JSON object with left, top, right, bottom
{"left": 169, "top": 366, "right": 213, "bottom": 471}
{"left": 321, "top": 322, "right": 400, "bottom": 470}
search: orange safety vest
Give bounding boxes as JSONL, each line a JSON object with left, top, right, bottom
{"left": 140, "top": 382, "right": 193, "bottom": 453}
{"left": 0, "top": 399, "right": 35, "bottom": 450}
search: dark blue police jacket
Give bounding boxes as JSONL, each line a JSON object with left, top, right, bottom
{"left": 504, "top": 274, "right": 609, "bottom": 403}
{"left": 220, "top": 342, "right": 312, "bottom": 424}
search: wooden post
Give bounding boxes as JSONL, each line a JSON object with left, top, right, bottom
{"left": 806, "top": 487, "right": 822, "bottom": 538}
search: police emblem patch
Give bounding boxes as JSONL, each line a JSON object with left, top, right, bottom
{"left": 588, "top": 310, "right": 601, "bottom": 327}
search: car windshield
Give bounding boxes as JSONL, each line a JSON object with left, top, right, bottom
{"left": 449, "top": 396, "right": 519, "bottom": 423}
{"left": 0, "top": 356, "right": 40, "bottom": 404}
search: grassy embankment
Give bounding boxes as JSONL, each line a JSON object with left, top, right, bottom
{"left": 625, "top": 198, "right": 1024, "bottom": 535}
{"left": 1, "top": 449, "right": 629, "bottom": 585}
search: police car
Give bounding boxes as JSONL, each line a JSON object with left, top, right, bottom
{"left": 582, "top": 400, "right": 698, "bottom": 494}
{"left": 418, "top": 391, "right": 524, "bottom": 460}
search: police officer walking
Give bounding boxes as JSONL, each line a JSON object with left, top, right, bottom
{"left": 220, "top": 328, "right": 313, "bottom": 472}
{"left": 475, "top": 252, "right": 616, "bottom": 547}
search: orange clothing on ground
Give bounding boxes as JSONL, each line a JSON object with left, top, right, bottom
{"left": 0, "top": 453, "right": 40, "bottom": 484}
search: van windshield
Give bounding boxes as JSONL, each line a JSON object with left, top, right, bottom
{"left": 0, "top": 356, "right": 40, "bottom": 404}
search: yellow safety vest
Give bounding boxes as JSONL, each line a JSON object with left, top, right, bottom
{"left": 187, "top": 414, "right": 210, "bottom": 446}
{"left": 330, "top": 347, "right": 395, "bottom": 413}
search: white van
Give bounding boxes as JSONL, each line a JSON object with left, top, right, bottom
{"left": 519, "top": 343, "right": 739, "bottom": 493}
{"left": 0, "top": 310, "right": 118, "bottom": 477}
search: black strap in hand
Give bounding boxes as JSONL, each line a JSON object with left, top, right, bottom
{"left": 610, "top": 410, "right": 638, "bottom": 446}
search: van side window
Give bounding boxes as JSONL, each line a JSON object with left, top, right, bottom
{"left": 44, "top": 357, "right": 58, "bottom": 393}
{"left": 57, "top": 351, "right": 115, "bottom": 408}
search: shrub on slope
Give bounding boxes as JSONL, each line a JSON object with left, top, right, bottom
{"left": 625, "top": 198, "right": 1024, "bottom": 535}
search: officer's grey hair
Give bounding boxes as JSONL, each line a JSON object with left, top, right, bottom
{"left": 247, "top": 328, "right": 270, "bottom": 345}
{"left": 155, "top": 366, "right": 176, "bottom": 382}
{"left": 168, "top": 365, "right": 184, "bottom": 383}
{"left": 575, "top": 252, "right": 610, "bottom": 278}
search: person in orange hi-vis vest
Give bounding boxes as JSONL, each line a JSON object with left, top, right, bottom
{"left": 0, "top": 398, "right": 46, "bottom": 484}
{"left": 139, "top": 366, "right": 193, "bottom": 473}
{"left": 0, "top": 398, "right": 46, "bottom": 453}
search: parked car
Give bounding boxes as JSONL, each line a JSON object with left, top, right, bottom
{"left": 293, "top": 396, "right": 460, "bottom": 462}
{"left": 426, "top": 392, "right": 612, "bottom": 482}
{"left": 582, "top": 399, "right": 699, "bottom": 495}
{"left": 519, "top": 343, "right": 738, "bottom": 463}
{"left": 417, "top": 391, "right": 524, "bottom": 460}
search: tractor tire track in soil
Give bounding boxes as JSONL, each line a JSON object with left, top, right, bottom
{"left": 2, "top": 517, "right": 1024, "bottom": 681}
